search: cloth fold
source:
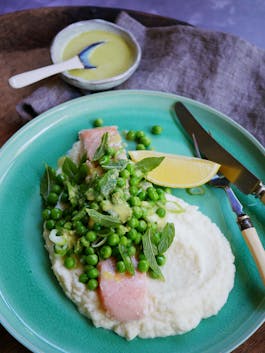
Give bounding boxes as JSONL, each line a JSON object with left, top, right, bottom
{"left": 17, "top": 11, "right": 265, "bottom": 145}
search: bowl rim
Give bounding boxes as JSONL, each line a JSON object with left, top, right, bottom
{"left": 50, "top": 19, "right": 142, "bottom": 86}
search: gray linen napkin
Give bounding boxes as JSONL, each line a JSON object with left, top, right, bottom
{"left": 16, "top": 11, "right": 265, "bottom": 146}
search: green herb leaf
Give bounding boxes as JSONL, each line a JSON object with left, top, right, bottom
{"left": 158, "top": 223, "right": 175, "bottom": 254}
{"left": 66, "top": 181, "right": 79, "bottom": 207}
{"left": 118, "top": 244, "right": 135, "bottom": 275}
{"left": 142, "top": 228, "right": 164, "bottom": 280}
{"left": 98, "top": 169, "right": 119, "bottom": 198}
{"left": 135, "top": 157, "right": 164, "bottom": 174}
{"left": 62, "top": 157, "right": 78, "bottom": 180}
{"left": 40, "top": 164, "right": 57, "bottom": 202}
{"left": 86, "top": 208, "right": 121, "bottom": 227}
{"left": 101, "top": 159, "right": 128, "bottom": 170}
{"left": 92, "top": 132, "right": 109, "bottom": 161}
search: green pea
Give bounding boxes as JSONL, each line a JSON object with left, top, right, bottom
{"left": 50, "top": 208, "right": 63, "bottom": 220}
{"left": 133, "top": 232, "right": 142, "bottom": 245}
{"left": 42, "top": 208, "right": 51, "bottom": 220}
{"left": 140, "top": 136, "right": 151, "bottom": 147}
{"left": 126, "top": 163, "right": 136, "bottom": 175}
{"left": 86, "top": 254, "right": 98, "bottom": 266}
{"left": 120, "top": 236, "right": 129, "bottom": 246}
{"left": 117, "top": 177, "right": 126, "bottom": 187}
{"left": 87, "top": 267, "right": 99, "bottom": 279}
{"left": 86, "top": 231, "right": 97, "bottom": 242}
{"left": 135, "top": 130, "right": 145, "bottom": 140}
{"left": 128, "top": 196, "right": 141, "bottom": 206}
{"left": 93, "top": 223, "right": 101, "bottom": 232}
{"left": 116, "top": 261, "right": 126, "bottom": 273}
{"left": 164, "top": 187, "right": 172, "bottom": 194}
{"left": 120, "top": 169, "right": 130, "bottom": 179}
{"left": 132, "top": 206, "right": 143, "bottom": 219}
{"left": 138, "top": 260, "right": 149, "bottom": 272}
{"left": 129, "top": 186, "right": 138, "bottom": 196}
{"left": 147, "top": 187, "right": 159, "bottom": 201}
{"left": 75, "top": 223, "right": 87, "bottom": 236}
{"left": 127, "top": 217, "right": 139, "bottom": 229}
{"left": 87, "top": 278, "right": 98, "bottom": 290}
{"left": 79, "top": 273, "right": 89, "bottom": 283}
{"left": 125, "top": 130, "right": 136, "bottom": 141}
{"left": 64, "top": 221, "right": 72, "bottom": 230}
{"left": 51, "top": 184, "right": 62, "bottom": 194}
{"left": 138, "top": 190, "right": 146, "bottom": 201}
{"left": 136, "top": 143, "right": 146, "bottom": 150}
{"left": 64, "top": 256, "right": 76, "bottom": 269}
{"left": 151, "top": 125, "right": 163, "bottom": 135}
{"left": 156, "top": 207, "right": 166, "bottom": 218}
{"left": 93, "top": 118, "right": 103, "bottom": 127}
{"left": 156, "top": 254, "right": 166, "bottom": 266}
{"left": 107, "top": 233, "right": 120, "bottom": 246}
{"left": 138, "top": 253, "right": 146, "bottom": 261}
{"left": 47, "top": 192, "right": 58, "bottom": 205}
{"left": 56, "top": 173, "right": 66, "bottom": 185}
{"left": 85, "top": 247, "right": 95, "bottom": 255}
{"left": 46, "top": 219, "right": 55, "bottom": 230}
{"left": 127, "top": 228, "right": 138, "bottom": 240}
{"left": 100, "top": 245, "right": 112, "bottom": 259}
{"left": 129, "top": 176, "right": 139, "bottom": 186}
{"left": 137, "top": 219, "right": 147, "bottom": 233}
{"left": 127, "top": 246, "right": 136, "bottom": 256}
{"left": 56, "top": 220, "right": 65, "bottom": 228}
{"left": 117, "top": 225, "right": 127, "bottom": 236}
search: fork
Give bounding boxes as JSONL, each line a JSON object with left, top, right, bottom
{"left": 192, "top": 134, "right": 265, "bottom": 285}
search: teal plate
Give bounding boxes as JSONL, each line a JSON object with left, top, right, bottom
{"left": 0, "top": 90, "right": 264, "bottom": 353}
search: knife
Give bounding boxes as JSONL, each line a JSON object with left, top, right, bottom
{"left": 174, "top": 101, "right": 265, "bottom": 204}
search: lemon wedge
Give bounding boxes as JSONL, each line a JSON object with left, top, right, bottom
{"left": 129, "top": 150, "right": 220, "bottom": 188}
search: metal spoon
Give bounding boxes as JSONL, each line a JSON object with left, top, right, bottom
{"left": 8, "top": 41, "right": 105, "bottom": 89}
{"left": 192, "top": 134, "right": 265, "bottom": 285}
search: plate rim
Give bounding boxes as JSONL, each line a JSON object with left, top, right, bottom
{"left": 0, "top": 89, "right": 264, "bottom": 353}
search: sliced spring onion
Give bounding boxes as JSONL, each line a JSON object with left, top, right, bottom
{"left": 49, "top": 229, "right": 67, "bottom": 245}
{"left": 186, "top": 186, "right": 205, "bottom": 196}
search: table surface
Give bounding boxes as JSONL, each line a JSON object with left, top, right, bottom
{"left": 0, "top": 4, "right": 264, "bottom": 353}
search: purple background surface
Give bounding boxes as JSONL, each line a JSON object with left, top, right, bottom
{"left": 1, "top": 0, "right": 265, "bottom": 50}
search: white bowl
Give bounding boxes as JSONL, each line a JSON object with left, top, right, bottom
{"left": 50, "top": 19, "right": 141, "bottom": 91}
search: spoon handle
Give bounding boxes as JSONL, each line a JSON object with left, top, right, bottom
{"left": 8, "top": 56, "right": 83, "bottom": 89}
{"left": 238, "top": 214, "right": 265, "bottom": 285}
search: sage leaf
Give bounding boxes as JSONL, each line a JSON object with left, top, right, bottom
{"left": 136, "top": 157, "right": 164, "bottom": 174}
{"left": 118, "top": 244, "right": 135, "bottom": 275}
{"left": 86, "top": 208, "right": 121, "bottom": 227}
{"left": 158, "top": 223, "right": 175, "bottom": 254}
{"left": 62, "top": 157, "right": 78, "bottom": 180}
{"left": 40, "top": 164, "right": 57, "bottom": 202}
{"left": 93, "top": 132, "right": 109, "bottom": 161}
{"left": 142, "top": 228, "right": 164, "bottom": 280}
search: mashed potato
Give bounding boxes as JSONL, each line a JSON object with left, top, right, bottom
{"left": 43, "top": 193, "right": 235, "bottom": 340}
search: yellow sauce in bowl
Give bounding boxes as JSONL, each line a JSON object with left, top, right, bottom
{"left": 62, "top": 30, "right": 136, "bottom": 81}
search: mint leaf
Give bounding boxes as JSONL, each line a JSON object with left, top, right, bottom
{"left": 101, "top": 159, "right": 128, "bottom": 171}
{"left": 40, "top": 164, "right": 57, "bottom": 202}
{"left": 92, "top": 132, "right": 109, "bottom": 161}
{"left": 118, "top": 244, "right": 135, "bottom": 275}
{"left": 158, "top": 223, "right": 175, "bottom": 254}
{"left": 98, "top": 169, "right": 119, "bottom": 198}
{"left": 86, "top": 209, "right": 121, "bottom": 227}
{"left": 62, "top": 157, "right": 78, "bottom": 180}
{"left": 142, "top": 228, "right": 164, "bottom": 280}
{"left": 135, "top": 157, "right": 164, "bottom": 174}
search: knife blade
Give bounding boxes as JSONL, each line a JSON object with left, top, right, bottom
{"left": 174, "top": 101, "right": 265, "bottom": 204}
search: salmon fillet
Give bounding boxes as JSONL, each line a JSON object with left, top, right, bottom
{"left": 98, "top": 258, "right": 147, "bottom": 322}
